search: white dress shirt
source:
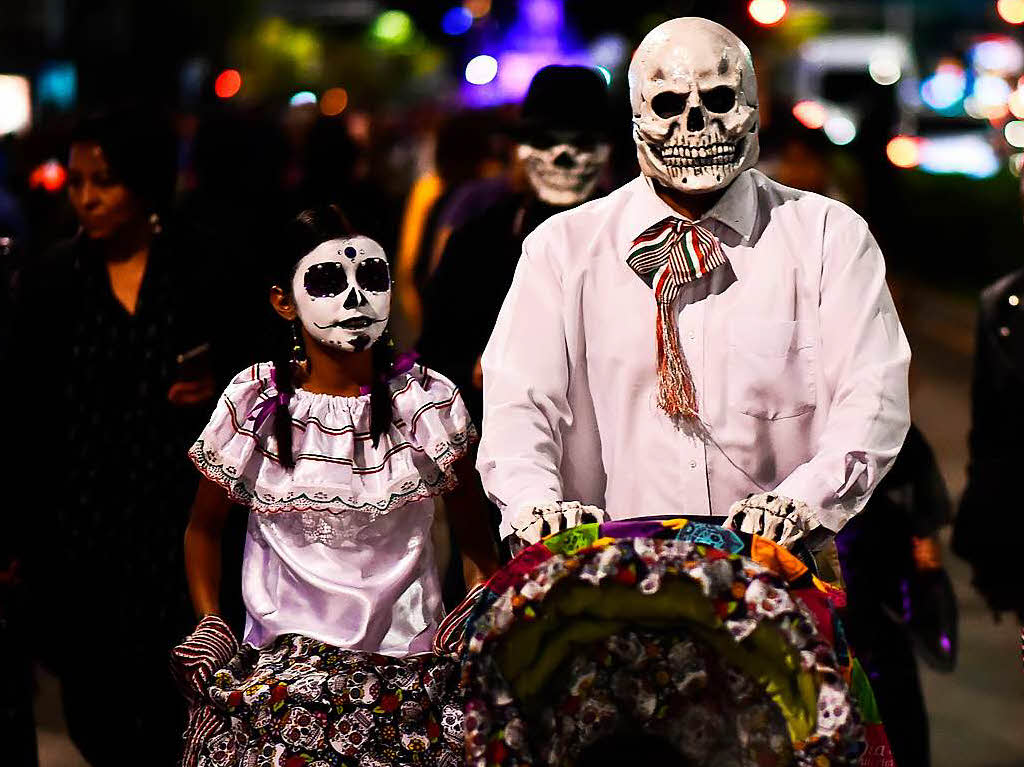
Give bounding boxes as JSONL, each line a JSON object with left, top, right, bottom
{"left": 477, "top": 169, "right": 911, "bottom": 539}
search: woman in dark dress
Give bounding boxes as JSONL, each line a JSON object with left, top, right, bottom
{"left": 11, "top": 109, "right": 221, "bottom": 764}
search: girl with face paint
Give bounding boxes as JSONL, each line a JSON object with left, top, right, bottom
{"left": 176, "top": 206, "right": 498, "bottom": 766}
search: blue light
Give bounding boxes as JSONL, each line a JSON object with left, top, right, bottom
{"left": 919, "top": 133, "right": 999, "bottom": 178}
{"left": 920, "top": 66, "right": 966, "bottom": 113}
{"left": 290, "top": 90, "right": 317, "bottom": 107}
{"left": 442, "top": 7, "right": 473, "bottom": 35}
{"left": 37, "top": 61, "right": 76, "bottom": 110}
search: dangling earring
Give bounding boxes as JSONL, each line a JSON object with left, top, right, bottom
{"left": 149, "top": 212, "right": 162, "bottom": 235}
{"left": 291, "top": 322, "right": 309, "bottom": 376}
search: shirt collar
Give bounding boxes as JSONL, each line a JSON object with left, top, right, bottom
{"left": 623, "top": 169, "right": 758, "bottom": 248}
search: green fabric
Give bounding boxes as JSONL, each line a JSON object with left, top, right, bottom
{"left": 496, "top": 579, "right": 819, "bottom": 742}
{"left": 849, "top": 658, "right": 882, "bottom": 724}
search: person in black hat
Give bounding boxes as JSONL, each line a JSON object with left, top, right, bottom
{"left": 417, "top": 65, "right": 612, "bottom": 425}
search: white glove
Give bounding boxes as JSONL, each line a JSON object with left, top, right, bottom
{"left": 724, "top": 492, "right": 826, "bottom": 550}
{"left": 508, "top": 501, "right": 608, "bottom": 552}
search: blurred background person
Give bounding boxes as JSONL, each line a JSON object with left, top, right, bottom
{"left": 952, "top": 169, "right": 1024, "bottom": 624}
{"left": 393, "top": 107, "right": 511, "bottom": 346}
{"left": 417, "top": 64, "right": 612, "bottom": 425}
{"left": 8, "top": 108, "right": 218, "bottom": 765}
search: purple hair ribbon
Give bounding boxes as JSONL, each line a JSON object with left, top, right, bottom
{"left": 250, "top": 366, "right": 292, "bottom": 430}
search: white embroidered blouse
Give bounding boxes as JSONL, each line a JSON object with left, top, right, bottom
{"left": 189, "top": 362, "right": 476, "bottom": 655}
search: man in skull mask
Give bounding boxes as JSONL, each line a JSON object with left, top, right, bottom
{"left": 418, "top": 65, "right": 612, "bottom": 425}
{"left": 477, "top": 18, "right": 911, "bottom": 556}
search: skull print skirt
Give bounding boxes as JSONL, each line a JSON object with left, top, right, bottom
{"left": 190, "top": 634, "right": 464, "bottom": 767}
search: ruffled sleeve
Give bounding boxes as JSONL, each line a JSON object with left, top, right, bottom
{"left": 188, "top": 362, "right": 477, "bottom": 518}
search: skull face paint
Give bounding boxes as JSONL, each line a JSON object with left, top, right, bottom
{"left": 292, "top": 237, "right": 391, "bottom": 353}
{"left": 629, "top": 17, "right": 760, "bottom": 194}
{"left": 517, "top": 131, "right": 610, "bottom": 206}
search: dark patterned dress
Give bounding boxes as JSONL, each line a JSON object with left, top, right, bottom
{"left": 11, "top": 233, "right": 218, "bottom": 763}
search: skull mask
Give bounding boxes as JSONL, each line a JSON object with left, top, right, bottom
{"left": 517, "top": 131, "right": 610, "bottom": 207}
{"left": 292, "top": 236, "right": 391, "bottom": 353}
{"left": 629, "top": 17, "right": 759, "bottom": 194}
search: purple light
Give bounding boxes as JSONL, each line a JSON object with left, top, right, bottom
{"left": 940, "top": 634, "right": 952, "bottom": 653}
{"left": 522, "top": 0, "right": 563, "bottom": 33}
{"left": 460, "top": 0, "right": 591, "bottom": 106}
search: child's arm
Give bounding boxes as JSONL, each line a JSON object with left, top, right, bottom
{"left": 184, "top": 476, "right": 234, "bottom": 618}
{"left": 445, "top": 454, "right": 500, "bottom": 590}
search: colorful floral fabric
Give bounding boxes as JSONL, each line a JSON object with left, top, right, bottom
{"left": 191, "top": 634, "right": 463, "bottom": 767}
{"left": 460, "top": 518, "right": 886, "bottom": 767}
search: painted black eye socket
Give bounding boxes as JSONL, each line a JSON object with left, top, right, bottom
{"left": 355, "top": 257, "right": 390, "bottom": 292}
{"left": 303, "top": 262, "right": 348, "bottom": 298}
{"left": 652, "top": 92, "right": 687, "bottom": 119}
{"left": 702, "top": 86, "right": 737, "bottom": 113}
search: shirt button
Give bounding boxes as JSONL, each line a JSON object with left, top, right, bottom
{"left": 689, "top": 460, "right": 698, "bottom": 469}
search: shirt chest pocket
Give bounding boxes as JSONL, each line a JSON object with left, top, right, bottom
{"left": 727, "top": 317, "right": 816, "bottom": 419}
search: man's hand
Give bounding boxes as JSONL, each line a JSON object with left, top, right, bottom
{"left": 725, "top": 492, "right": 827, "bottom": 550}
{"left": 508, "top": 501, "right": 607, "bottom": 552}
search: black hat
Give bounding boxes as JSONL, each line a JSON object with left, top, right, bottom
{"left": 517, "top": 65, "right": 611, "bottom": 140}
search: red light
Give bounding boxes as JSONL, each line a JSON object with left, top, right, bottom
{"left": 792, "top": 100, "right": 827, "bottom": 129}
{"left": 749, "top": 0, "right": 788, "bottom": 26}
{"left": 886, "top": 136, "right": 921, "bottom": 169}
{"left": 29, "top": 160, "right": 67, "bottom": 192}
{"left": 214, "top": 69, "right": 242, "bottom": 99}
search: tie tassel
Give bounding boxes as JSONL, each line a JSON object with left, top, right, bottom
{"left": 656, "top": 300, "right": 698, "bottom": 422}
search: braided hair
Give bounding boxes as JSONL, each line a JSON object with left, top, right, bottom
{"left": 273, "top": 205, "right": 396, "bottom": 468}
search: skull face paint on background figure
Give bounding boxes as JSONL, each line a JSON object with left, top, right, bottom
{"left": 517, "top": 130, "right": 611, "bottom": 207}
{"left": 629, "top": 17, "right": 760, "bottom": 194}
{"left": 292, "top": 237, "right": 391, "bottom": 353}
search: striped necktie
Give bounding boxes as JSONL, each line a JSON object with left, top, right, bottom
{"left": 626, "top": 216, "right": 728, "bottom": 424}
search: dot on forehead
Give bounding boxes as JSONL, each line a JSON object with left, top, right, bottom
{"left": 344, "top": 246, "right": 357, "bottom": 259}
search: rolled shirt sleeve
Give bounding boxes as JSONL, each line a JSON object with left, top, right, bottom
{"left": 773, "top": 213, "right": 911, "bottom": 532}
{"left": 477, "top": 236, "right": 570, "bottom": 536}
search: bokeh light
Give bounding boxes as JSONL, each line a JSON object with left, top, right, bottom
{"left": 868, "top": 53, "right": 902, "bottom": 86}
{"left": 1009, "top": 151, "right": 1024, "bottom": 176}
{"left": 442, "top": 7, "right": 474, "bottom": 35}
{"left": 0, "top": 75, "right": 31, "bottom": 134}
{"left": 320, "top": 87, "right": 349, "bottom": 116}
{"left": 920, "top": 63, "right": 966, "bottom": 112}
{"left": 595, "top": 66, "right": 612, "bottom": 86}
{"left": 465, "top": 54, "right": 498, "bottom": 85}
{"left": 590, "top": 34, "right": 629, "bottom": 69}
{"left": 214, "top": 69, "right": 242, "bottom": 99}
{"left": 370, "top": 10, "right": 414, "bottom": 47}
{"left": 824, "top": 114, "right": 857, "bottom": 145}
{"left": 975, "top": 73, "right": 1012, "bottom": 105}
{"left": 918, "top": 133, "right": 999, "bottom": 178}
{"left": 748, "top": 0, "right": 788, "bottom": 26}
{"left": 290, "top": 90, "right": 317, "bottom": 107}
{"left": 792, "top": 100, "right": 827, "bottom": 129}
{"left": 886, "top": 136, "right": 921, "bottom": 168}
{"left": 1005, "top": 119, "right": 1024, "bottom": 147}
{"left": 28, "top": 159, "right": 66, "bottom": 192}
{"left": 464, "top": 0, "right": 491, "bottom": 19}
{"left": 1009, "top": 85, "right": 1024, "bottom": 117}
{"left": 997, "top": 0, "right": 1024, "bottom": 25}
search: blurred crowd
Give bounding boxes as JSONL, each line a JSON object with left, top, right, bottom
{"left": 0, "top": 50, "right": 1019, "bottom": 766}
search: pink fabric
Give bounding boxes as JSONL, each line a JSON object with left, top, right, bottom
{"left": 190, "top": 362, "right": 477, "bottom": 656}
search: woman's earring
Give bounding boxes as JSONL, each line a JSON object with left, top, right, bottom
{"left": 291, "top": 322, "right": 309, "bottom": 376}
{"left": 149, "top": 212, "right": 162, "bottom": 235}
